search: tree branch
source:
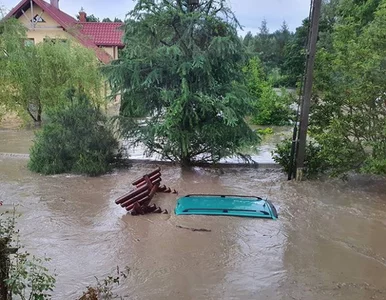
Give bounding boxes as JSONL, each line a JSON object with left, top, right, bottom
{"left": 27, "top": 107, "right": 37, "bottom": 122}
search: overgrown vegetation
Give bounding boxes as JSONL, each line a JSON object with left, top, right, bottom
{"left": 272, "top": 139, "right": 328, "bottom": 178}
{"left": 0, "top": 209, "right": 56, "bottom": 299}
{"left": 243, "top": 20, "right": 293, "bottom": 87}
{"left": 310, "top": 0, "right": 386, "bottom": 177}
{"left": 243, "top": 58, "right": 295, "bottom": 126}
{"left": 0, "top": 17, "right": 103, "bottom": 125}
{"left": 256, "top": 127, "right": 274, "bottom": 136}
{"left": 270, "top": 0, "right": 386, "bottom": 178}
{"left": 105, "top": 0, "right": 259, "bottom": 165}
{"left": 79, "top": 267, "right": 130, "bottom": 300}
{"left": 28, "top": 94, "right": 119, "bottom": 176}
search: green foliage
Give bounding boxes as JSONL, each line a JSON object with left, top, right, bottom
{"left": 76, "top": 13, "right": 100, "bottom": 22}
{"left": 0, "top": 18, "right": 103, "bottom": 124}
{"left": 7, "top": 253, "right": 56, "bottom": 300}
{"left": 243, "top": 57, "right": 266, "bottom": 98}
{"left": 105, "top": 0, "right": 258, "bottom": 165}
{"left": 240, "top": 1, "right": 338, "bottom": 88}
{"left": 272, "top": 139, "right": 328, "bottom": 178}
{"left": 0, "top": 105, "right": 5, "bottom": 122}
{"left": 281, "top": 18, "right": 309, "bottom": 87}
{"left": 241, "top": 20, "right": 293, "bottom": 84}
{"left": 252, "top": 87, "right": 295, "bottom": 126}
{"left": 1, "top": 209, "right": 56, "bottom": 300}
{"left": 76, "top": 14, "right": 123, "bottom": 23}
{"left": 312, "top": 0, "right": 386, "bottom": 176}
{"left": 256, "top": 127, "right": 274, "bottom": 136}
{"left": 79, "top": 267, "right": 130, "bottom": 300}
{"left": 86, "top": 14, "right": 100, "bottom": 22}
{"left": 28, "top": 96, "right": 119, "bottom": 176}
{"left": 244, "top": 58, "right": 295, "bottom": 126}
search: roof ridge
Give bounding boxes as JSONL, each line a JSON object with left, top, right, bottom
{"left": 5, "top": 0, "right": 123, "bottom": 63}
{"left": 77, "top": 22, "right": 124, "bottom": 24}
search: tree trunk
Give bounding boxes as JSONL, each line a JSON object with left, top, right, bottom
{"left": 36, "top": 104, "right": 42, "bottom": 127}
{"left": 180, "top": 155, "right": 191, "bottom": 167}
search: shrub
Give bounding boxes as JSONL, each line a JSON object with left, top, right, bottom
{"left": 256, "top": 127, "right": 274, "bottom": 136}
{"left": 28, "top": 98, "right": 119, "bottom": 176}
{"left": 243, "top": 58, "right": 295, "bottom": 126}
{"left": 1, "top": 209, "right": 56, "bottom": 299}
{"left": 251, "top": 87, "right": 295, "bottom": 126}
{"left": 79, "top": 267, "right": 130, "bottom": 300}
{"left": 272, "top": 138, "right": 328, "bottom": 178}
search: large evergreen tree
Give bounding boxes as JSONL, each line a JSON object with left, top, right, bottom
{"left": 105, "top": 0, "right": 258, "bottom": 165}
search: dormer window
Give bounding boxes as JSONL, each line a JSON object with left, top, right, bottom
{"left": 32, "top": 14, "right": 45, "bottom": 23}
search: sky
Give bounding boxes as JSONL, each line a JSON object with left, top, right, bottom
{"left": 1, "top": 0, "right": 311, "bottom": 34}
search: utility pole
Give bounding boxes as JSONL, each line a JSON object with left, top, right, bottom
{"left": 295, "top": 0, "right": 322, "bottom": 181}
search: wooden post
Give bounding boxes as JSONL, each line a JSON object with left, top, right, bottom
{"left": 295, "top": 0, "right": 322, "bottom": 181}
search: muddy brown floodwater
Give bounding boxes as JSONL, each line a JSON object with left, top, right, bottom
{"left": 1, "top": 157, "right": 386, "bottom": 300}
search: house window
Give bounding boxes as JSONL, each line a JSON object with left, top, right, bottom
{"left": 24, "top": 38, "right": 35, "bottom": 47}
{"left": 32, "top": 14, "right": 45, "bottom": 23}
{"left": 43, "top": 38, "right": 67, "bottom": 44}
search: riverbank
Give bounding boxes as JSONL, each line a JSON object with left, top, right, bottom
{"left": 0, "top": 125, "right": 292, "bottom": 165}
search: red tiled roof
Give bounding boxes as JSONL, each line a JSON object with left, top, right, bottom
{"left": 6, "top": 0, "right": 124, "bottom": 64}
{"left": 6, "top": 0, "right": 77, "bottom": 27}
{"left": 78, "top": 22, "right": 124, "bottom": 47}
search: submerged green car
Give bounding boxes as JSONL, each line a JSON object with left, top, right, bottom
{"left": 175, "top": 194, "right": 278, "bottom": 220}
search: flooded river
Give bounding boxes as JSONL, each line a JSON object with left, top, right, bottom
{"left": 0, "top": 127, "right": 292, "bottom": 163}
{"left": 1, "top": 129, "right": 386, "bottom": 299}
{"left": 1, "top": 156, "right": 386, "bottom": 299}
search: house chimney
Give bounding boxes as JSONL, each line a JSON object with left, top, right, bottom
{"left": 79, "top": 7, "right": 87, "bottom": 22}
{"left": 50, "top": 0, "right": 59, "bottom": 9}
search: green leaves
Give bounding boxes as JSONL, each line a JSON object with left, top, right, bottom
{"left": 1, "top": 209, "right": 56, "bottom": 300}
{"left": 105, "top": 0, "right": 258, "bottom": 165}
{"left": 28, "top": 97, "right": 119, "bottom": 176}
{"left": 244, "top": 58, "right": 295, "bottom": 126}
{"left": 272, "top": 138, "right": 328, "bottom": 178}
{"left": 0, "top": 19, "right": 103, "bottom": 124}
{"left": 6, "top": 253, "right": 56, "bottom": 300}
{"left": 311, "top": 0, "right": 386, "bottom": 177}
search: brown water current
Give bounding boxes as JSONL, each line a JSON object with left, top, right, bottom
{"left": 1, "top": 156, "right": 386, "bottom": 300}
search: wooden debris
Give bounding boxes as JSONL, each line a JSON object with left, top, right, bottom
{"left": 176, "top": 225, "right": 212, "bottom": 232}
{"left": 114, "top": 168, "right": 177, "bottom": 216}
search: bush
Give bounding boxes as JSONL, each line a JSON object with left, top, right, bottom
{"left": 251, "top": 86, "right": 295, "bottom": 126}
{"left": 256, "top": 127, "right": 274, "bottom": 136}
{"left": 1, "top": 209, "right": 56, "bottom": 299}
{"left": 272, "top": 138, "right": 328, "bottom": 178}
{"left": 243, "top": 58, "right": 295, "bottom": 126}
{"left": 79, "top": 267, "right": 130, "bottom": 300}
{"left": 28, "top": 98, "right": 119, "bottom": 176}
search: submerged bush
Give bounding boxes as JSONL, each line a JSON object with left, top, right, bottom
{"left": 28, "top": 98, "right": 118, "bottom": 176}
{"left": 272, "top": 138, "right": 328, "bottom": 178}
